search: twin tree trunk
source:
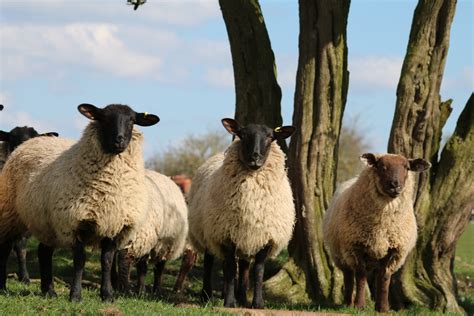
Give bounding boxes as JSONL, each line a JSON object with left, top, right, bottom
{"left": 388, "top": 0, "right": 472, "bottom": 313}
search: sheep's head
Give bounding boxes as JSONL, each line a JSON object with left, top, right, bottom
{"left": 78, "top": 103, "right": 159, "bottom": 154}
{"left": 0, "top": 126, "right": 58, "bottom": 154}
{"left": 222, "top": 118, "right": 295, "bottom": 170}
{"left": 361, "top": 153, "right": 431, "bottom": 198}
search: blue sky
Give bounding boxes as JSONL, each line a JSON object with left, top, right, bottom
{"left": 0, "top": 0, "right": 472, "bottom": 160}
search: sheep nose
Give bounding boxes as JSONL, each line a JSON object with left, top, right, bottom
{"left": 390, "top": 180, "right": 400, "bottom": 189}
{"left": 252, "top": 152, "right": 262, "bottom": 160}
{"left": 115, "top": 135, "right": 125, "bottom": 146}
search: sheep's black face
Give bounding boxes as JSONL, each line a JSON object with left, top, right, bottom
{"left": 6, "top": 127, "right": 39, "bottom": 153}
{"left": 361, "top": 153, "right": 431, "bottom": 198}
{"left": 78, "top": 103, "right": 160, "bottom": 155}
{"left": 222, "top": 118, "right": 295, "bottom": 171}
{"left": 0, "top": 127, "right": 58, "bottom": 154}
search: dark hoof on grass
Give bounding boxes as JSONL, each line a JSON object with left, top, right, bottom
{"left": 224, "top": 299, "right": 236, "bottom": 308}
{"left": 20, "top": 278, "right": 31, "bottom": 285}
{"left": 251, "top": 301, "right": 264, "bottom": 309}
{"left": 101, "top": 293, "right": 115, "bottom": 302}
{"left": 69, "top": 293, "right": 82, "bottom": 302}
{"left": 199, "top": 290, "right": 212, "bottom": 303}
{"left": 43, "top": 289, "right": 57, "bottom": 298}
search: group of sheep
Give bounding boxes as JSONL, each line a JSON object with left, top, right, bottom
{"left": 0, "top": 103, "right": 431, "bottom": 313}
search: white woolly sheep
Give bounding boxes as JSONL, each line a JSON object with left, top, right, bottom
{"left": 323, "top": 153, "right": 431, "bottom": 312}
{"left": 0, "top": 103, "right": 159, "bottom": 302}
{"left": 0, "top": 126, "right": 58, "bottom": 285}
{"left": 188, "top": 118, "right": 296, "bottom": 308}
{"left": 115, "top": 169, "right": 188, "bottom": 295}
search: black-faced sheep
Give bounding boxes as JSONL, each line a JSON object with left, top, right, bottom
{"left": 0, "top": 126, "right": 58, "bottom": 285}
{"left": 0, "top": 104, "right": 159, "bottom": 302}
{"left": 323, "top": 153, "right": 431, "bottom": 312}
{"left": 188, "top": 118, "right": 296, "bottom": 308}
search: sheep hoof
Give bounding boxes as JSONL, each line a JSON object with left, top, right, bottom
{"left": 251, "top": 301, "right": 264, "bottom": 309}
{"left": 69, "top": 293, "right": 82, "bottom": 302}
{"left": 199, "top": 290, "right": 212, "bottom": 303}
{"left": 44, "top": 289, "right": 57, "bottom": 298}
{"left": 223, "top": 299, "right": 236, "bottom": 308}
{"left": 19, "top": 277, "right": 31, "bottom": 285}
{"left": 101, "top": 293, "right": 115, "bottom": 302}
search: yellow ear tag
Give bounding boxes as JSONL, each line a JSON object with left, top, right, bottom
{"left": 144, "top": 112, "right": 148, "bottom": 117}
{"left": 274, "top": 126, "right": 282, "bottom": 132}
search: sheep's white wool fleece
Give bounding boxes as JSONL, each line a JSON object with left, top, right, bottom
{"left": 0, "top": 123, "right": 147, "bottom": 248}
{"left": 121, "top": 170, "right": 188, "bottom": 262}
{"left": 323, "top": 165, "right": 418, "bottom": 274}
{"left": 188, "top": 140, "right": 295, "bottom": 260}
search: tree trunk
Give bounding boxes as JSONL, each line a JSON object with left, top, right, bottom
{"left": 264, "top": 0, "right": 350, "bottom": 304}
{"left": 219, "top": 0, "right": 286, "bottom": 149}
{"left": 387, "top": 0, "right": 471, "bottom": 313}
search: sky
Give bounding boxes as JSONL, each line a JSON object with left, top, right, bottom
{"left": 0, "top": 0, "right": 472, "bottom": 160}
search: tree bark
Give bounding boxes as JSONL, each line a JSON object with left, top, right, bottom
{"left": 219, "top": 0, "right": 286, "bottom": 149}
{"left": 264, "top": 0, "right": 350, "bottom": 304}
{"left": 387, "top": 0, "right": 471, "bottom": 313}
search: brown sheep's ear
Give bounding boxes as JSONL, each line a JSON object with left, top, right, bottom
{"left": 273, "top": 126, "right": 296, "bottom": 140}
{"left": 135, "top": 112, "right": 160, "bottom": 126}
{"left": 78, "top": 104, "right": 102, "bottom": 120}
{"left": 360, "top": 153, "right": 377, "bottom": 166}
{"left": 409, "top": 158, "right": 431, "bottom": 172}
{"left": 0, "top": 130, "right": 10, "bottom": 142}
{"left": 39, "top": 132, "right": 59, "bottom": 137}
{"left": 222, "top": 118, "right": 241, "bottom": 138}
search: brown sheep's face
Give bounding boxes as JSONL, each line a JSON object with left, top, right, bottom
{"left": 361, "top": 153, "right": 431, "bottom": 198}
{"left": 221, "top": 118, "right": 295, "bottom": 170}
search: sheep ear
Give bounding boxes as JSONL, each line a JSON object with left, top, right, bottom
{"left": 360, "top": 153, "right": 377, "bottom": 166}
{"left": 39, "top": 132, "right": 59, "bottom": 137}
{"left": 0, "top": 130, "right": 10, "bottom": 142}
{"left": 222, "top": 118, "right": 241, "bottom": 137}
{"left": 0, "top": 104, "right": 3, "bottom": 111}
{"left": 135, "top": 112, "right": 160, "bottom": 126}
{"left": 273, "top": 126, "right": 295, "bottom": 140}
{"left": 78, "top": 103, "right": 102, "bottom": 120}
{"left": 409, "top": 158, "right": 431, "bottom": 172}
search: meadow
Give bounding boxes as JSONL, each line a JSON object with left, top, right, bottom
{"left": 0, "top": 223, "right": 472, "bottom": 315}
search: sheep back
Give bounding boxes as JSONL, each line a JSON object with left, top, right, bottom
{"left": 122, "top": 170, "right": 188, "bottom": 262}
{"left": 11, "top": 124, "right": 148, "bottom": 248}
{"left": 323, "top": 168, "right": 417, "bottom": 274}
{"left": 188, "top": 140, "right": 295, "bottom": 260}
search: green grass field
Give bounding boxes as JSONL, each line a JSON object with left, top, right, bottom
{"left": 0, "top": 224, "right": 472, "bottom": 315}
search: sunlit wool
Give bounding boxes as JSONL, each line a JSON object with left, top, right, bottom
{"left": 0, "top": 123, "right": 148, "bottom": 248}
{"left": 188, "top": 140, "right": 295, "bottom": 260}
{"left": 120, "top": 169, "right": 188, "bottom": 262}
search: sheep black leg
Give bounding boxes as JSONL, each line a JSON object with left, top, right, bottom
{"left": 354, "top": 268, "right": 367, "bottom": 310}
{"left": 237, "top": 258, "right": 250, "bottom": 307}
{"left": 136, "top": 256, "right": 147, "bottom": 296}
{"left": 223, "top": 245, "right": 237, "bottom": 308}
{"left": 342, "top": 268, "right": 354, "bottom": 306}
{"left": 38, "top": 243, "right": 56, "bottom": 297}
{"left": 111, "top": 251, "right": 118, "bottom": 290}
{"left": 173, "top": 248, "right": 197, "bottom": 293}
{"left": 0, "top": 240, "right": 13, "bottom": 291}
{"left": 69, "top": 240, "right": 85, "bottom": 301}
{"left": 200, "top": 250, "right": 214, "bottom": 302}
{"left": 153, "top": 259, "right": 166, "bottom": 295}
{"left": 14, "top": 237, "right": 30, "bottom": 284}
{"left": 252, "top": 245, "right": 270, "bottom": 309}
{"left": 117, "top": 249, "right": 132, "bottom": 295}
{"left": 100, "top": 237, "right": 116, "bottom": 302}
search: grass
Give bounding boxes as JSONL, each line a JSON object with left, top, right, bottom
{"left": 0, "top": 224, "right": 472, "bottom": 315}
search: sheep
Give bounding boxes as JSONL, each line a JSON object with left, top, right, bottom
{"left": 188, "top": 118, "right": 296, "bottom": 308}
{"left": 0, "top": 103, "right": 159, "bottom": 302}
{"left": 322, "top": 153, "right": 431, "bottom": 312}
{"left": 114, "top": 169, "right": 188, "bottom": 295}
{"left": 0, "top": 126, "right": 58, "bottom": 284}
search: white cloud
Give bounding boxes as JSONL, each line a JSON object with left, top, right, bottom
{"left": 350, "top": 56, "right": 403, "bottom": 90}
{"left": 2, "top": 23, "right": 163, "bottom": 80}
